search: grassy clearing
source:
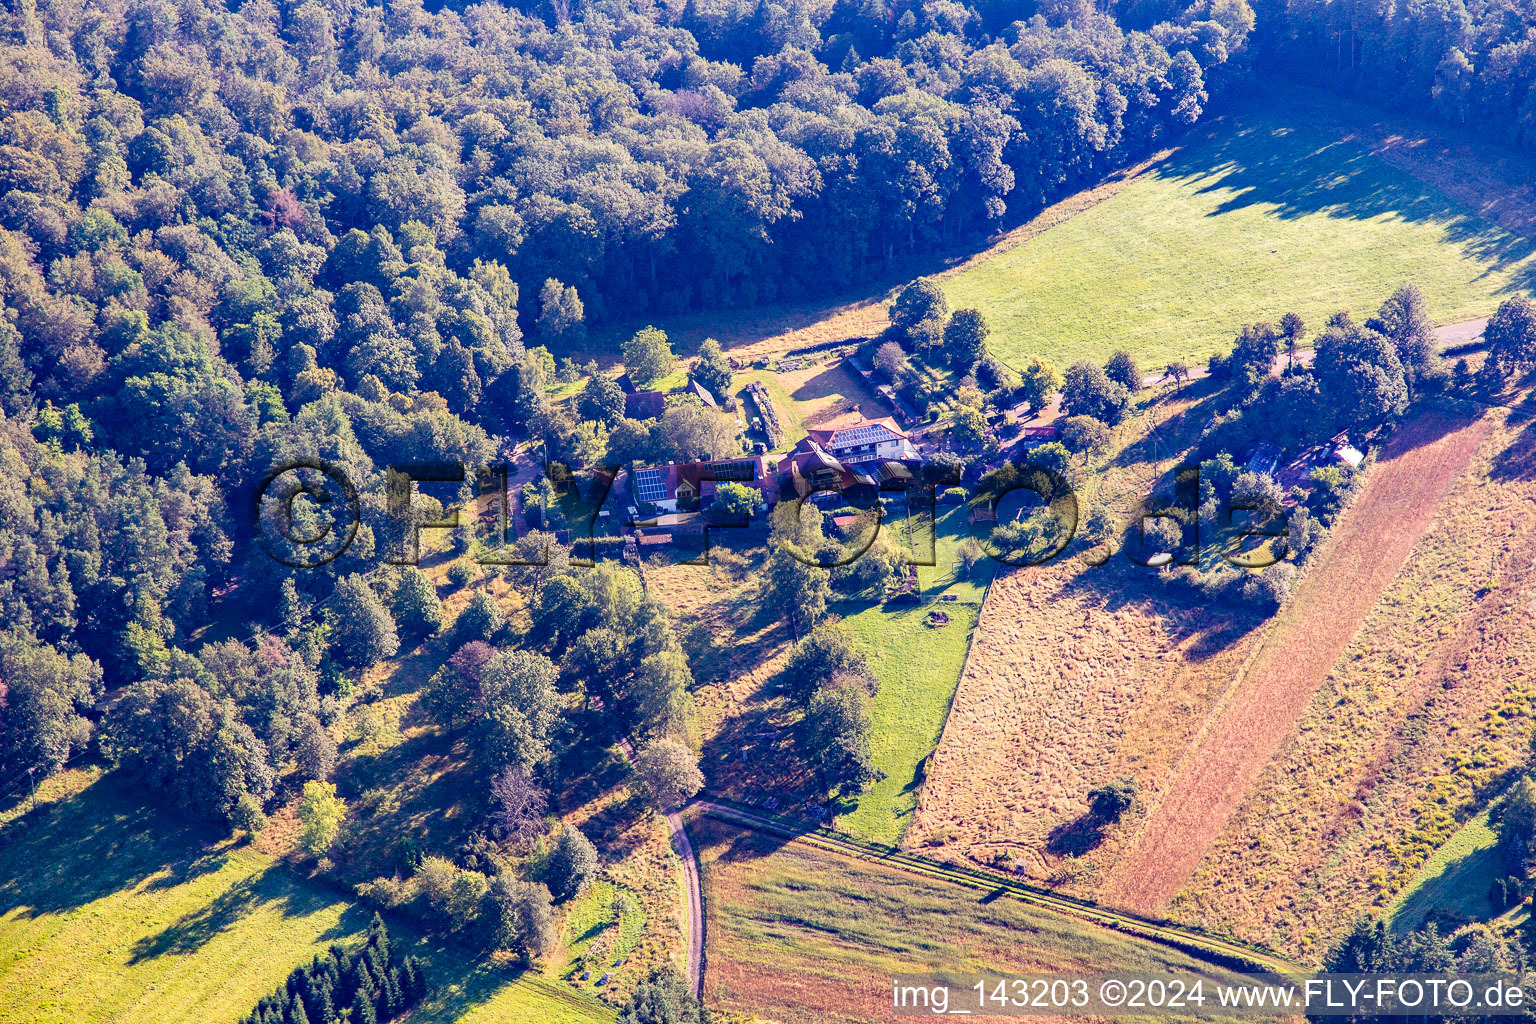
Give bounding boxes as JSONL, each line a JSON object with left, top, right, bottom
{"left": 943, "top": 93, "right": 1536, "bottom": 372}
{"left": 735, "top": 371, "right": 808, "bottom": 452}
{"left": 735, "top": 358, "right": 889, "bottom": 454}
{"left": 832, "top": 506, "right": 993, "bottom": 845}
{"left": 0, "top": 772, "right": 610, "bottom": 1024}
{"left": 834, "top": 600, "right": 979, "bottom": 844}
{"left": 695, "top": 816, "right": 1277, "bottom": 1024}
{"left": 1387, "top": 808, "right": 1502, "bottom": 932}
{"left": 558, "top": 880, "right": 645, "bottom": 979}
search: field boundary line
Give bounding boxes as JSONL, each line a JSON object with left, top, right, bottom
{"left": 693, "top": 798, "right": 1303, "bottom": 975}
{"left": 1112, "top": 409, "right": 1412, "bottom": 881}
{"left": 1105, "top": 409, "right": 1497, "bottom": 911}
{"left": 1112, "top": 605, "right": 1276, "bottom": 873}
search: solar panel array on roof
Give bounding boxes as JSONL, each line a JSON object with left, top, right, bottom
{"left": 832, "top": 424, "right": 892, "bottom": 447}
{"left": 709, "top": 459, "right": 756, "bottom": 481}
{"left": 635, "top": 467, "right": 669, "bottom": 502}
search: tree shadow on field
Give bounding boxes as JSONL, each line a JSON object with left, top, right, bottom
{"left": 0, "top": 771, "right": 370, "bottom": 965}
{"left": 1054, "top": 549, "right": 1266, "bottom": 661}
{"left": 1161, "top": 111, "right": 1536, "bottom": 293}
{"left": 1490, "top": 380, "right": 1536, "bottom": 482}
{"left": 0, "top": 774, "right": 230, "bottom": 922}
{"left": 142, "top": 848, "right": 230, "bottom": 891}
{"left": 129, "top": 867, "right": 369, "bottom": 964}
{"left": 405, "top": 956, "right": 537, "bottom": 1024}
{"left": 693, "top": 815, "right": 796, "bottom": 865}
{"left": 1045, "top": 814, "right": 1111, "bottom": 857}
{"left": 336, "top": 726, "right": 483, "bottom": 884}
{"left": 790, "top": 364, "right": 856, "bottom": 404}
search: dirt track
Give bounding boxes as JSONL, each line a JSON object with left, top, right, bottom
{"left": 1102, "top": 410, "right": 1496, "bottom": 914}
{"left": 618, "top": 737, "right": 703, "bottom": 996}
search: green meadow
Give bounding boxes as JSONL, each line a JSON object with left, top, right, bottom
{"left": 943, "top": 94, "right": 1536, "bottom": 372}
{"left": 0, "top": 773, "right": 611, "bottom": 1024}
{"left": 1387, "top": 806, "right": 1510, "bottom": 934}
{"left": 832, "top": 504, "right": 994, "bottom": 845}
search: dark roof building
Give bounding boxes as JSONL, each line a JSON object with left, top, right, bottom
{"left": 686, "top": 379, "right": 720, "bottom": 409}
{"left": 624, "top": 390, "right": 666, "bottom": 419}
{"left": 632, "top": 455, "right": 777, "bottom": 511}
{"left": 615, "top": 372, "right": 667, "bottom": 419}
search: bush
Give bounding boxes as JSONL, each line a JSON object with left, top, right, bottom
{"left": 230, "top": 791, "right": 267, "bottom": 835}
{"left": 1105, "top": 349, "right": 1142, "bottom": 392}
{"left": 1307, "top": 465, "right": 1361, "bottom": 524}
{"left": 1087, "top": 777, "right": 1139, "bottom": 822}
{"left": 545, "top": 825, "right": 599, "bottom": 902}
{"left": 487, "top": 876, "right": 558, "bottom": 962}
{"left": 634, "top": 738, "right": 704, "bottom": 811}
{"left": 782, "top": 623, "right": 869, "bottom": 697}
{"left": 1059, "top": 361, "right": 1130, "bottom": 425}
{"left": 958, "top": 537, "right": 986, "bottom": 574}
{"left": 298, "top": 780, "right": 345, "bottom": 857}
{"left": 1240, "top": 561, "right": 1296, "bottom": 609}
{"left": 446, "top": 559, "right": 477, "bottom": 587}
{"left": 1137, "top": 516, "right": 1183, "bottom": 561}
{"left": 620, "top": 967, "right": 703, "bottom": 1024}
{"left": 391, "top": 566, "right": 444, "bottom": 639}
{"left": 457, "top": 590, "right": 504, "bottom": 642}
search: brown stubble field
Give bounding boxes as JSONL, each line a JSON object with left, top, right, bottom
{"left": 694, "top": 817, "right": 1278, "bottom": 1024}
{"left": 903, "top": 564, "right": 1261, "bottom": 889}
{"left": 908, "top": 401, "right": 1522, "bottom": 953}
{"left": 1103, "top": 409, "right": 1498, "bottom": 916}
{"left": 903, "top": 382, "right": 1260, "bottom": 888}
{"left": 1170, "top": 406, "right": 1536, "bottom": 958}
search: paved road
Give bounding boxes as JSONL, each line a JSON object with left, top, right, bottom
{"left": 619, "top": 738, "right": 703, "bottom": 999}
{"left": 1436, "top": 316, "right": 1490, "bottom": 348}
{"left": 692, "top": 799, "right": 1303, "bottom": 975}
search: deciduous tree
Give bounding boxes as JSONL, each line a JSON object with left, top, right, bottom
{"left": 298, "top": 780, "right": 346, "bottom": 856}
{"left": 622, "top": 326, "right": 674, "bottom": 387}
{"left": 634, "top": 737, "right": 704, "bottom": 810}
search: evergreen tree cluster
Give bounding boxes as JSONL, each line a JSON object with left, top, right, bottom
{"left": 239, "top": 915, "right": 426, "bottom": 1024}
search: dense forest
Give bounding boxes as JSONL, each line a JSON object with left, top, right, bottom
{"left": 2, "top": 0, "right": 1251, "bottom": 329}
{"left": 0, "top": 0, "right": 1253, "bottom": 799}
{"left": 1256, "top": 0, "right": 1536, "bottom": 147}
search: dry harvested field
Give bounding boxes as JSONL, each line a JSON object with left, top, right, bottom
{"left": 1103, "top": 410, "right": 1496, "bottom": 914}
{"left": 902, "top": 382, "right": 1249, "bottom": 885}
{"left": 903, "top": 566, "right": 1261, "bottom": 888}
{"left": 909, "top": 405, "right": 1504, "bottom": 932}
{"left": 694, "top": 817, "right": 1273, "bottom": 1024}
{"left": 1171, "top": 407, "right": 1536, "bottom": 957}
